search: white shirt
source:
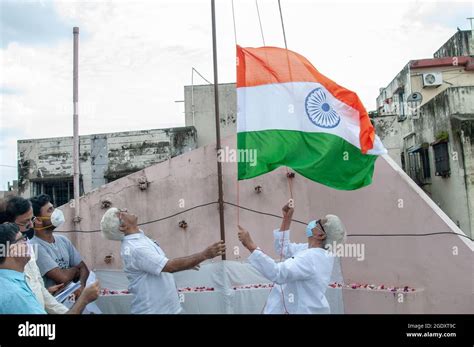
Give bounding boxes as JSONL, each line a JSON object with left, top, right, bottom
{"left": 121, "top": 230, "right": 182, "bottom": 314}
{"left": 24, "top": 246, "right": 69, "bottom": 314}
{"left": 248, "top": 229, "right": 334, "bottom": 314}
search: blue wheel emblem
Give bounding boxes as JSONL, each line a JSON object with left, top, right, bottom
{"left": 305, "top": 88, "right": 340, "bottom": 128}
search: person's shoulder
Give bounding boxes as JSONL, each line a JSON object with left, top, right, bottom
{"left": 0, "top": 278, "right": 20, "bottom": 300}
{"left": 121, "top": 236, "right": 139, "bottom": 247}
{"left": 29, "top": 236, "right": 43, "bottom": 245}
{"left": 29, "top": 237, "right": 49, "bottom": 251}
{"left": 123, "top": 235, "right": 148, "bottom": 248}
{"left": 55, "top": 234, "right": 73, "bottom": 245}
{"left": 54, "top": 234, "right": 69, "bottom": 241}
{"left": 120, "top": 239, "right": 139, "bottom": 256}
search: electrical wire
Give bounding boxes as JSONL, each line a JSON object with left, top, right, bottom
{"left": 54, "top": 200, "right": 473, "bottom": 241}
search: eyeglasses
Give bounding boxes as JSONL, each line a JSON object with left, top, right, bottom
{"left": 316, "top": 219, "right": 326, "bottom": 234}
{"left": 15, "top": 216, "right": 37, "bottom": 227}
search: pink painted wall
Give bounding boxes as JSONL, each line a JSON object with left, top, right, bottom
{"left": 56, "top": 135, "right": 473, "bottom": 313}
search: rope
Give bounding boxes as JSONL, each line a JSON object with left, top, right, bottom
{"left": 231, "top": 0, "right": 238, "bottom": 46}
{"left": 255, "top": 0, "right": 266, "bottom": 46}
{"left": 277, "top": 0, "right": 287, "bottom": 49}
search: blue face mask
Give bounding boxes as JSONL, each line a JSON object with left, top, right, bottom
{"left": 306, "top": 220, "right": 317, "bottom": 238}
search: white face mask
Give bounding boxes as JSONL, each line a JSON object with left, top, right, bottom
{"left": 51, "top": 209, "right": 66, "bottom": 227}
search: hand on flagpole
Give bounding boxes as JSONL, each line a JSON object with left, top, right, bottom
{"left": 280, "top": 201, "right": 294, "bottom": 231}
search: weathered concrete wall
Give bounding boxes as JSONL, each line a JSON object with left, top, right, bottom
{"left": 17, "top": 127, "right": 197, "bottom": 198}
{"left": 434, "top": 30, "right": 473, "bottom": 58}
{"left": 455, "top": 117, "right": 474, "bottom": 244}
{"left": 373, "top": 115, "right": 402, "bottom": 167}
{"left": 184, "top": 83, "right": 236, "bottom": 148}
{"left": 55, "top": 135, "right": 473, "bottom": 313}
{"left": 376, "top": 64, "right": 410, "bottom": 115}
{"left": 375, "top": 87, "right": 474, "bottom": 237}
{"left": 376, "top": 65, "right": 474, "bottom": 118}
{"left": 18, "top": 136, "right": 83, "bottom": 197}
{"left": 413, "top": 87, "right": 474, "bottom": 237}
{"left": 374, "top": 58, "right": 474, "bottom": 237}
{"left": 410, "top": 66, "right": 474, "bottom": 108}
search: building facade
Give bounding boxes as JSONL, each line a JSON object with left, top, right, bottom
{"left": 372, "top": 30, "right": 474, "bottom": 237}
{"left": 17, "top": 127, "right": 196, "bottom": 205}
{"left": 184, "top": 83, "right": 236, "bottom": 147}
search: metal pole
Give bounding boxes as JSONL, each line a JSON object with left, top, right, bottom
{"left": 191, "top": 68, "right": 195, "bottom": 127}
{"left": 211, "top": 0, "right": 226, "bottom": 260}
{"left": 73, "top": 27, "right": 80, "bottom": 223}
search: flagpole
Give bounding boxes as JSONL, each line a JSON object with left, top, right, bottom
{"left": 277, "top": 1, "right": 295, "bottom": 201}
{"left": 73, "top": 27, "right": 81, "bottom": 223}
{"left": 211, "top": 0, "right": 226, "bottom": 260}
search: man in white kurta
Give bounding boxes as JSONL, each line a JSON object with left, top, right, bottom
{"left": 100, "top": 207, "right": 226, "bottom": 314}
{"left": 238, "top": 202, "right": 346, "bottom": 314}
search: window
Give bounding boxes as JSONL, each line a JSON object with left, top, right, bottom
{"left": 398, "top": 91, "right": 406, "bottom": 122}
{"left": 32, "top": 177, "right": 83, "bottom": 207}
{"left": 432, "top": 141, "right": 450, "bottom": 177}
{"left": 407, "top": 145, "right": 430, "bottom": 186}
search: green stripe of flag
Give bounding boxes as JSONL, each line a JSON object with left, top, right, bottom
{"left": 237, "top": 130, "right": 378, "bottom": 190}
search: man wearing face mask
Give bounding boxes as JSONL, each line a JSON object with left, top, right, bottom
{"left": 1, "top": 196, "right": 67, "bottom": 313}
{"left": 0, "top": 223, "right": 101, "bottom": 314}
{"left": 1, "top": 196, "right": 100, "bottom": 314}
{"left": 237, "top": 202, "right": 346, "bottom": 314}
{"left": 29, "top": 194, "right": 90, "bottom": 297}
{"left": 0, "top": 222, "right": 48, "bottom": 313}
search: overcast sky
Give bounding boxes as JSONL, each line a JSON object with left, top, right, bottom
{"left": 0, "top": 0, "right": 472, "bottom": 190}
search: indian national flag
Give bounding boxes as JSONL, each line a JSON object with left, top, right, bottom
{"left": 237, "top": 45, "right": 387, "bottom": 190}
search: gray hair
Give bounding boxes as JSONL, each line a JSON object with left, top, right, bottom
{"left": 100, "top": 207, "right": 123, "bottom": 241}
{"left": 323, "top": 214, "right": 346, "bottom": 247}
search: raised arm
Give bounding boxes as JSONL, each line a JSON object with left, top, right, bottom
{"left": 279, "top": 201, "right": 294, "bottom": 232}
{"left": 274, "top": 202, "right": 307, "bottom": 258}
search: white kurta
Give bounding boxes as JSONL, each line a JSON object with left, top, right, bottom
{"left": 121, "top": 231, "right": 182, "bottom": 314}
{"left": 25, "top": 246, "right": 69, "bottom": 314}
{"left": 248, "top": 229, "right": 334, "bottom": 314}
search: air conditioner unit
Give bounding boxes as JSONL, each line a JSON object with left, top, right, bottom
{"left": 422, "top": 72, "right": 443, "bottom": 87}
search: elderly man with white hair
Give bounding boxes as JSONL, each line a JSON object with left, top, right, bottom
{"left": 100, "top": 207, "right": 226, "bottom": 314}
{"left": 238, "top": 202, "right": 346, "bottom": 314}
